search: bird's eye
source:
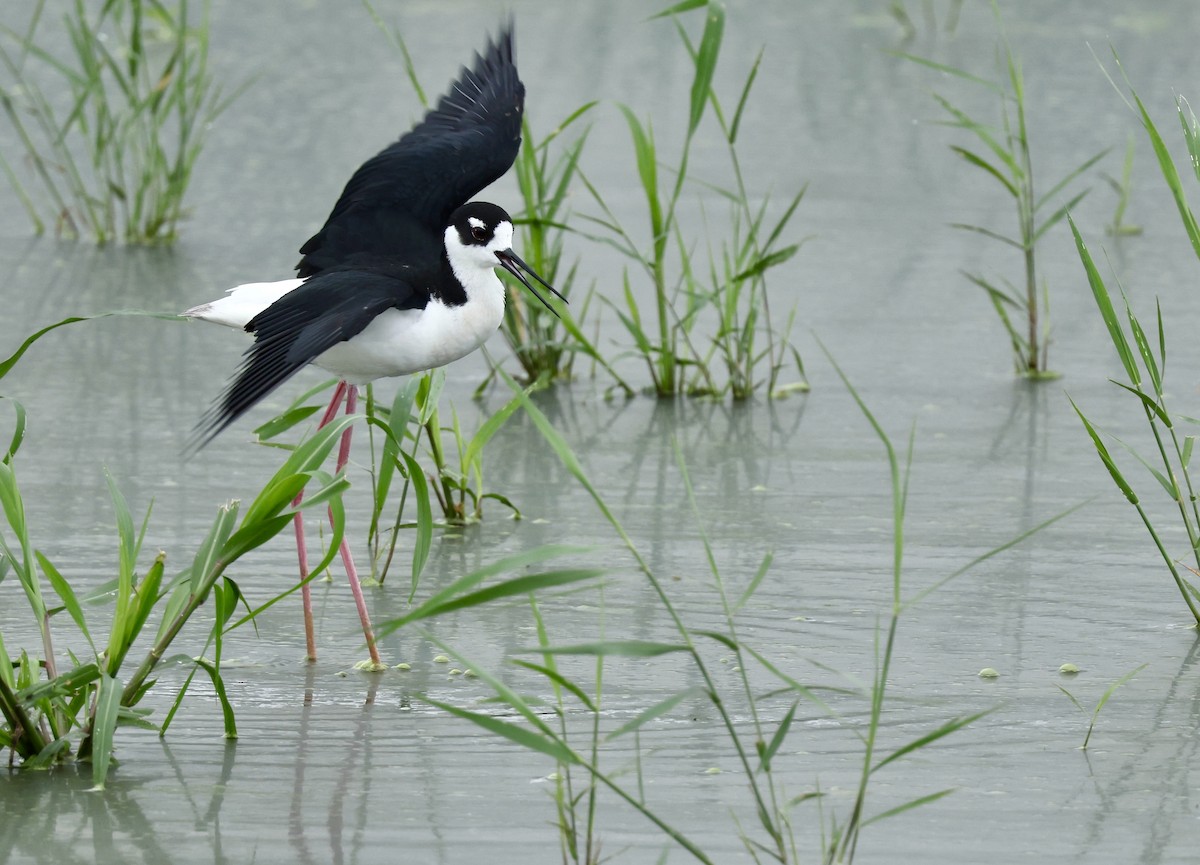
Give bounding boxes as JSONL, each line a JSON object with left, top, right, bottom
{"left": 471, "top": 226, "right": 488, "bottom": 241}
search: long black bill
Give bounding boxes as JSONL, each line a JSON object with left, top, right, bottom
{"left": 496, "top": 249, "right": 567, "bottom": 318}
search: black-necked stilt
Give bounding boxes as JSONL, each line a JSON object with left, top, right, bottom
{"left": 184, "top": 25, "right": 562, "bottom": 668}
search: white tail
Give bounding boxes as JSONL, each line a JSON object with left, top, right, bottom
{"left": 183, "top": 278, "right": 306, "bottom": 329}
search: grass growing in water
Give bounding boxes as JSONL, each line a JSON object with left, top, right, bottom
{"left": 905, "top": 6, "right": 1106, "bottom": 379}
{"left": 582, "top": 0, "right": 808, "bottom": 398}
{"left": 0, "top": 391, "right": 355, "bottom": 786}
{"left": 0, "top": 0, "right": 242, "bottom": 243}
{"left": 1067, "top": 67, "right": 1200, "bottom": 626}
{"left": 387, "top": 366, "right": 1065, "bottom": 863}
{"left": 1057, "top": 663, "right": 1146, "bottom": 750}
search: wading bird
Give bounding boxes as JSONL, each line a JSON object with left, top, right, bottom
{"left": 185, "top": 24, "right": 561, "bottom": 668}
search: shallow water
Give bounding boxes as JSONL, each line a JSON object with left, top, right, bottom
{"left": 3, "top": 1, "right": 1200, "bottom": 862}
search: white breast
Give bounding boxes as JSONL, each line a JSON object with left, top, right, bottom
{"left": 315, "top": 283, "right": 506, "bottom": 383}
{"left": 184, "top": 267, "right": 507, "bottom": 385}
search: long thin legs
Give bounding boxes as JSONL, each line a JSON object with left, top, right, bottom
{"left": 293, "top": 381, "right": 382, "bottom": 667}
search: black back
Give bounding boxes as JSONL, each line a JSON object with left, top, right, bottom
{"left": 296, "top": 25, "right": 524, "bottom": 277}
{"left": 191, "top": 260, "right": 429, "bottom": 449}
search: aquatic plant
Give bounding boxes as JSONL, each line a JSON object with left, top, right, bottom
{"left": 400, "top": 364, "right": 1067, "bottom": 864}
{"left": 0, "top": 398, "right": 354, "bottom": 787}
{"left": 1068, "top": 69, "right": 1200, "bottom": 626}
{"left": 1103, "top": 136, "right": 1142, "bottom": 237}
{"left": 0, "top": 0, "right": 242, "bottom": 243}
{"left": 582, "top": 0, "right": 808, "bottom": 398}
{"left": 1057, "top": 663, "right": 1146, "bottom": 750}
{"left": 905, "top": 7, "right": 1106, "bottom": 379}
{"left": 496, "top": 111, "right": 630, "bottom": 392}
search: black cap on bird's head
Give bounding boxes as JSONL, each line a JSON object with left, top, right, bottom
{"left": 447, "top": 202, "right": 566, "bottom": 317}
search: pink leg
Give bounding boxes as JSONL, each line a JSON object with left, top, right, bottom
{"left": 294, "top": 381, "right": 348, "bottom": 662}
{"left": 327, "top": 386, "right": 384, "bottom": 668}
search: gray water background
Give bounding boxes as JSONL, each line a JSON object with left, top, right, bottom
{"left": 2, "top": 1, "right": 1200, "bottom": 862}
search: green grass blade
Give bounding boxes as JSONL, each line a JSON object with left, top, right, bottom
{"left": 509, "top": 659, "right": 598, "bottom": 713}
{"left": 396, "top": 449, "right": 432, "bottom": 595}
{"left": 686, "top": 2, "right": 724, "bottom": 137}
{"left": 1083, "top": 663, "right": 1147, "bottom": 749}
{"left": 758, "top": 699, "right": 798, "bottom": 771}
{"left": 528, "top": 640, "right": 690, "bottom": 658}
{"left": 605, "top": 687, "right": 703, "bottom": 741}
{"left": 192, "top": 657, "right": 237, "bottom": 739}
{"left": 871, "top": 710, "right": 991, "bottom": 774}
{"left": 1069, "top": 398, "right": 1138, "bottom": 504}
{"left": 89, "top": 673, "right": 122, "bottom": 789}
{"left": 36, "top": 550, "right": 95, "bottom": 652}
{"left": 860, "top": 789, "right": 957, "bottom": 829}
{"left": 424, "top": 697, "right": 578, "bottom": 764}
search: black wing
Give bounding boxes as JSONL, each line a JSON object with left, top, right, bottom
{"left": 297, "top": 25, "right": 524, "bottom": 277}
{"left": 191, "top": 268, "right": 424, "bottom": 449}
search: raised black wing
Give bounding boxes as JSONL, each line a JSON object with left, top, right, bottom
{"left": 191, "top": 267, "right": 424, "bottom": 449}
{"left": 297, "top": 25, "right": 524, "bottom": 276}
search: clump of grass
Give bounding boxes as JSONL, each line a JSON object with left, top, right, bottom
{"left": 905, "top": 5, "right": 1106, "bottom": 379}
{"left": 1067, "top": 64, "right": 1200, "bottom": 626}
{"left": 581, "top": 0, "right": 808, "bottom": 399}
{"left": 0, "top": 394, "right": 355, "bottom": 786}
{"left": 0, "top": 0, "right": 241, "bottom": 243}
{"left": 498, "top": 111, "right": 631, "bottom": 392}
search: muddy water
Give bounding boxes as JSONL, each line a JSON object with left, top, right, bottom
{"left": 2, "top": 1, "right": 1200, "bottom": 862}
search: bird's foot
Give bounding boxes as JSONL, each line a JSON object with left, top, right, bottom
{"left": 353, "top": 659, "right": 389, "bottom": 673}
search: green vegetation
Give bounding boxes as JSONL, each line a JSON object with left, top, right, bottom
{"left": 0, "top": 0, "right": 242, "bottom": 243}
{"left": 583, "top": 0, "right": 807, "bottom": 398}
{"left": 389, "top": 366, "right": 1062, "bottom": 864}
{"left": 0, "top": 336, "right": 356, "bottom": 785}
{"left": 906, "top": 8, "right": 1106, "bottom": 379}
{"left": 1057, "top": 664, "right": 1146, "bottom": 750}
{"left": 1068, "top": 68, "right": 1200, "bottom": 626}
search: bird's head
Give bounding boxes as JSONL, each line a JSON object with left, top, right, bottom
{"left": 445, "top": 202, "right": 566, "bottom": 316}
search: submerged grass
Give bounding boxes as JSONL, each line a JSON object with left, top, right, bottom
{"left": 0, "top": 0, "right": 243, "bottom": 243}
{"left": 904, "top": 4, "right": 1106, "bottom": 379}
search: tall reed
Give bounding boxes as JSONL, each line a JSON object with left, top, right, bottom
{"left": 0, "top": 0, "right": 241, "bottom": 243}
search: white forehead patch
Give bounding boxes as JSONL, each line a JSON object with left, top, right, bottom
{"left": 468, "top": 217, "right": 486, "bottom": 230}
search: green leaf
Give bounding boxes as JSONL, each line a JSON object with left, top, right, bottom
{"left": 1069, "top": 215, "right": 1139, "bottom": 384}
{"left": 374, "top": 545, "right": 591, "bottom": 637}
{"left": 528, "top": 640, "right": 690, "bottom": 658}
{"left": 686, "top": 2, "right": 724, "bottom": 137}
{"left": 758, "top": 699, "right": 799, "bottom": 772}
{"left": 192, "top": 657, "right": 238, "bottom": 739}
{"left": 378, "top": 567, "right": 600, "bottom": 635}
{"left": 396, "top": 448, "right": 432, "bottom": 596}
{"left": 37, "top": 551, "right": 95, "bottom": 652}
{"left": 89, "top": 673, "right": 123, "bottom": 789}
{"left": 606, "top": 687, "right": 703, "bottom": 741}
{"left": 861, "top": 788, "right": 957, "bottom": 828}
{"left": 424, "top": 697, "right": 578, "bottom": 764}
{"left": 1069, "top": 399, "right": 1138, "bottom": 504}
{"left": 509, "top": 659, "right": 597, "bottom": 713}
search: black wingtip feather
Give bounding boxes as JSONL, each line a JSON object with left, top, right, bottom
{"left": 295, "top": 22, "right": 526, "bottom": 277}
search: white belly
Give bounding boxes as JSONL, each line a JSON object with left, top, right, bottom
{"left": 314, "top": 292, "right": 506, "bottom": 383}
{"left": 186, "top": 273, "right": 508, "bottom": 384}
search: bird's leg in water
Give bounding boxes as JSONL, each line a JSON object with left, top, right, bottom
{"left": 293, "top": 380, "right": 384, "bottom": 670}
